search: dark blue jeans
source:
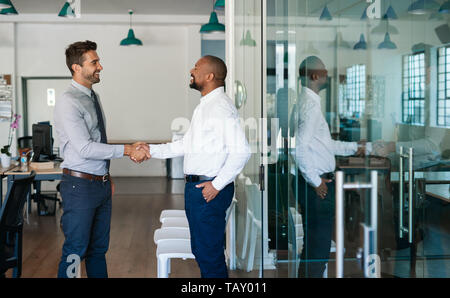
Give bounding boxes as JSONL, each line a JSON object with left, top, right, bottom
{"left": 57, "top": 173, "right": 112, "bottom": 278}
{"left": 297, "top": 173, "right": 335, "bottom": 278}
{"left": 184, "top": 181, "right": 234, "bottom": 278}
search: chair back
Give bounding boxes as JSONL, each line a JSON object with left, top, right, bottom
{"left": 17, "top": 136, "right": 32, "bottom": 150}
{"left": 225, "top": 198, "right": 237, "bottom": 224}
{"left": 0, "top": 171, "right": 35, "bottom": 229}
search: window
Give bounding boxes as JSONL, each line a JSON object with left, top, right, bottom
{"left": 339, "top": 64, "right": 366, "bottom": 118}
{"left": 437, "top": 46, "right": 450, "bottom": 127}
{"left": 402, "top": 53, "right": 425, "bottom": 125}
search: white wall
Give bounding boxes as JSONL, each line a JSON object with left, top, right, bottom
{"left": 0, "top": 23, "right": 16, "bottom": 156}
{"left": 0, "top": 15, "right": 204, "bottom": 176}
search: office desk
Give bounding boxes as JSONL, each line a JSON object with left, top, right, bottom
{"left": 336, "top": 156, "right": 391, "bottom": 175}
{"left": 426, "top": 184, "right": 450, "bottom": 201}
{"left": 4, "top": 163, "right": 63, "bottom": 212}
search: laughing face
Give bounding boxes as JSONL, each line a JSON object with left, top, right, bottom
{"left": 189, "top": 57, "right": 209, "bottom": 92}
{"left": 81, "top": 50, "right": 103, "bottom": 85}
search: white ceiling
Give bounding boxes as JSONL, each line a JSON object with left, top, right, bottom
{"left": 9, "top": 0, "right": 223, "bottom": 15}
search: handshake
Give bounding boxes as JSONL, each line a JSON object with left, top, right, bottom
{"left": 372, "top": 141, "right": 396, "bottom": 157}
{"left": 124, "top": 142, "right": 152, "bottom": 164}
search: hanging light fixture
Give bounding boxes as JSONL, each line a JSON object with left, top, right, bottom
{"left": 200, "top": 0, "right": 225, "bottom": 33}
{"left": 319, "top": 4, "right": 332, "bottom": 21}
{"left": 361, "top": 5, "right": 368, "bottom": 20}
{"left": 0, "top": 0, "right": 17, "bottom": 14}
{"left": 302, "top": 42, "right": 320, "bottom": 55}
{"left": 378, "top": 32, "right": 397, "bottom": 49}
{"left": 439, "top": 1, "right": 450, "bottom": 13}
{"left": 354, "top": 34, "right": 367, "bottom": 50}
{"left": 371, "top": 20, "right": 399, "bottom": 35}
{"left": 329, "top": 32, "right": 351, "bottom": 48}
{"left": 407, "top": 0, "right": 439, "bottom": 15}
{"left": 240, "top": 30, "right": 256, "bottom": 47}
{"left": 120, "top": 10, "right": 143, "bottom": 46}
{"left": 58, "top": 1, "right": 75, "bottom": 18}
{"left": 383, "top": 5, "right": 398, "bottom": 19}
{"left": 214, "top": 0, "right": 225, "bottom": 10}
{"left": 0, "top": 0, "right": 12, "bottom": 9}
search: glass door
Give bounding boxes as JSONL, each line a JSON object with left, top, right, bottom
{"left": 265, "top": 0, "right": 450, "bottom": 278}
{"left": 231, "top": 0, "right": 269, "bottom": 277}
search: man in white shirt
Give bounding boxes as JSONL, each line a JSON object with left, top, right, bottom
{"left": 148, "top": 56, "right": 251, "bottom": 278}
{"left": 295, "top": 56, "right": 368, "bottom": 277}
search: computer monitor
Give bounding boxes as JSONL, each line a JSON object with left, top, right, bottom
{"left": 32, "top": 123, "right": 54, "bottom": 162}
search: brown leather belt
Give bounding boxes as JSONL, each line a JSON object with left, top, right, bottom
{"left": 63, "top": 168, "right": 110, "bottom": 182}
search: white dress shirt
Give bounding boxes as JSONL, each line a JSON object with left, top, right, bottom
{"left": 295, "top": 87, "right": 358, "bottom": 188}
{"left": 150, "top": 87, "right": 251, "bottom": 191}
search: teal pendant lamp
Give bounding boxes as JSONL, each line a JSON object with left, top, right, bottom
{"left": 240, "top": 30, "right": 256, "bottom": 47}
{"left": 58, "top": 1, "right": 75, "bottom": 18}
{"left": 354, "top": 34, "right": 367, "bottom": 50}
{"left": 378, "top": 32, "right": 397, "bottom": 49}
{"left": 214, "top": 0, "right": 225, "bottom": 10}
{"left": 383, "top": 5, "right": 398, "bottom": 19}
{"left": 0, "top": 0, "right": 17, "bottom": 14}
{"left": 407, "top": 0, "right": 439, "bottom": 15}
{"left": 361, "top": 7, "right": 368, "bottom": 20}
{"left": 319, "top": 5, "right": 333, "bottom": 21}
{"left": 120, "top": 10, "right": 143, "bottom": 46}
{"left": 200, "top": 11, "right": 225, "bottom": 33}
{"left": 0, "top": 0, "right": 12, "bottom": 9}
{"left": 439, "top": 1, "right": 450, "bottom": 13}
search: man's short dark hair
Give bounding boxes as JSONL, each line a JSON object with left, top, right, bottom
{"left": 203, "top": 55, "right": 227, "bottom": 84}
{"left": 65, "top": 40, "right": 97, "bottom": 75}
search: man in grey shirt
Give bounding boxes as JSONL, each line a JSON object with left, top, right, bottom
{"left": 54, "top": 40, "right": 149, "bottom": 278}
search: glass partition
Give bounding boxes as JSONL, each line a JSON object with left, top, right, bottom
{"left": 263, "top": 0, "right": 450, "bottom": 278}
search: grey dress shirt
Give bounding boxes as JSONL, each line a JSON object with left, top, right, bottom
{"left": 54, "top": 80, "right": 124, "bottom": 176}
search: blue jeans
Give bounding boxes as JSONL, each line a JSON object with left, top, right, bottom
{"left": 57, "top": 173, "right": 112, "bottom": 278}
{"left": 184, "top": 181, "right": 234, "bottom": 278}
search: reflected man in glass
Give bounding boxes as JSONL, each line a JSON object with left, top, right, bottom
{"left": 295, "top": 56, "right": 367, "bottom": 277}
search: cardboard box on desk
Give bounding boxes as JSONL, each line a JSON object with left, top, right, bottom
{"left": 29, "top": 161, "right": 55, "bottom": 170}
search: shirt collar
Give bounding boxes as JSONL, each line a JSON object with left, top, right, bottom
{"left": 200, "top": 86, "right": 224, "bottom": 104}
{"left": 301, "top": 86, "right": 321, "bottom": 104}
{"left": 71, "top": 79, "right": 94, "bottom": 98}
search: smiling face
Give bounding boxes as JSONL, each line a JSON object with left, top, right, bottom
{"left": 79, "top": 50, "right": 103, "bottom": 84}
{"left": 189, "top": 57, "right": 211, "bottom": 92}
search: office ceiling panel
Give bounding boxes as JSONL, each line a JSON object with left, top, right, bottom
{"left": 8, "top": 0, "right": 220, "bottom": 15}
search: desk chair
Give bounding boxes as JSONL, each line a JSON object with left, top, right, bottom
{"left": 17, "top": 136, "right": 32, "bottom": 152}
{"left": 0, "top": 171, "right": 35, "bottom": 278}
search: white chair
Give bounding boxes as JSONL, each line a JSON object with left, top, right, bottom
{"left": 240, "top": 180, "right": 261, "bottom": 272}
{"left": 155, "top": 199, "right": 237, "bottom": 278}
{"left": 160, "top": 217, "right": 189, "bottom": 229}
{"left": 156, "top": 239, "right": 194, "bottom": 278}
{"left": 159, "top": 209, "right": 186, "bottom": 223}
{"left": 153, "top": 227, "right": 191, "bottom": 244}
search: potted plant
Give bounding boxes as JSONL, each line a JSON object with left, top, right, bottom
{"left": 1, "top": 114, "right": 20, "bottom": 168}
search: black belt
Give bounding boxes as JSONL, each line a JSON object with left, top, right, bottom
{"left": 185, "top": 175, "right": 215, "bottom": 183}
{"left": 63, "top": 168, "right": 110, "bottom": 182}
{"left": 320, "top": 172, "right": 335, "bottom": 180}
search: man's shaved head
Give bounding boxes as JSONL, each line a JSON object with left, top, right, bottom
{"left": 190, "top": 55, "right": 228, "bottom": 95}
{"left": 298, "top": 56, "right": 328, "bottom": 92}
{"left": 201, "top": 55, "right": 227, "bottom": 84}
